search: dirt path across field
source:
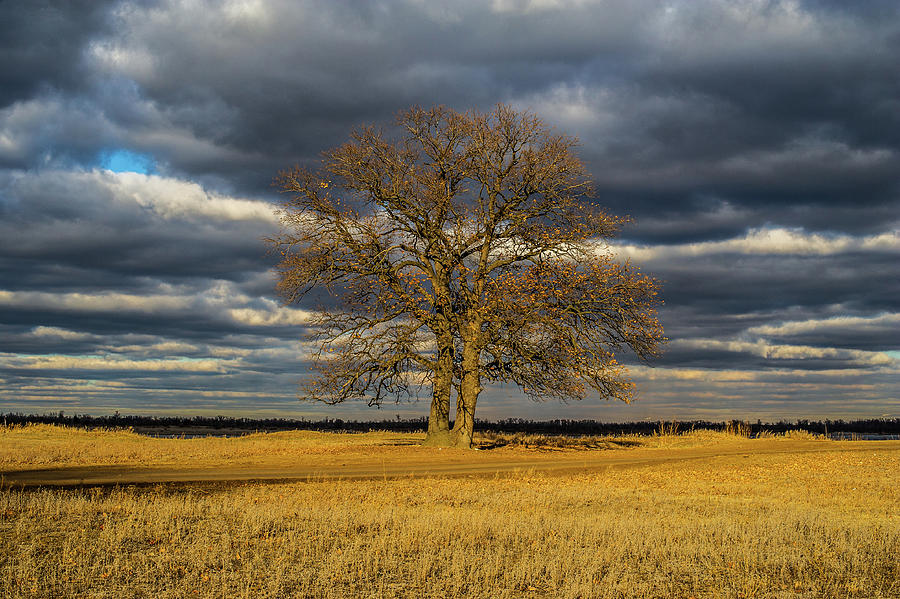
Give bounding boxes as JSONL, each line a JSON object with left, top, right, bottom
{"left": 5, "top": 439, "right": 898, "bottom": 488}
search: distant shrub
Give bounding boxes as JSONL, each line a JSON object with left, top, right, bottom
{"left": 656, "top": 420, "right": 680, "bottom": 436}
{"left": 724, "top": 420, "right": 752, "bottom": 437}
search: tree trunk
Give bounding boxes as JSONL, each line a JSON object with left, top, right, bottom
{"left": 422, "top": 339, "right": 453, "bottom": 447}
{"left": 422, "top": 388, "right": 451, "bottom": 446}
{"left": 451, "top": 382, "right": 478, "bottom": 449}
{"left": 451, "top": 341, "right": 482, "bottom": 449}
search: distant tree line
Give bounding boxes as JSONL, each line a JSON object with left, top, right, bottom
{"left": 2, "top": 412, "right": 899, "bottom": 437}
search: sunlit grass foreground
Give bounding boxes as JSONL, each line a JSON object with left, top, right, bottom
{"left": 1, "top": 425, "right": 898, "bottom": 598}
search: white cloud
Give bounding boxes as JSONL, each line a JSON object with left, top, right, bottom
{"left": 1, "top": 282, "right": 317, "bottom": 333}
{"left": 629, "top": 365, "right": 761, "bottom": 382}
{"left": 2, "top": 354, "right": 228, "bottom": 373}
{"left": 0, "top": 289, "right": 191, "bottom": 314}
{"left": 29, "top": 326, "right": 93, "bottom": 340}
{"left": 491, "top": 0, "right": 591, "bottom": 15}
{"left": 629, "top": 363, "right": 900, "bottom": 388}
{"left": 747, "top": 313, "right": 900, "bottom": 338}
{"left": 613, "top": 227, "right": 900, "bottom": 262}
{"left": 671, "top": 338, "right": 896, "bottom": 366}
{"left": 109, "top": 341, "right": 200, "bottom": 354}
{"left": 90, "top": 41, "right": 158, "bottom": 81}
{"left": 93, "top": 170, "right": 278, "bottom": 223}
{"left": 228, "top": 306, "right": 314, "bottom": 326}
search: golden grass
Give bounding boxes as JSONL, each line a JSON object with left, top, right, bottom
{"left": 0, "top": 424, "right": 734, "bottom": 470}
{"left": 1, "top": 426, "right": 898, "bottom": 598}
{"left": 0, "top": 424, "right": 414, "bottom": 469}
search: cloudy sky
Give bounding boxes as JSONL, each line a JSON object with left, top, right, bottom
{"left": 1, "top": 0, "right": 898, "bottom": 422}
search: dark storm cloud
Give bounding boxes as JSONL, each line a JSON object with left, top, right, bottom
{"left": 654, "top": 338, "right": 893, "bottom": 371}
{"left": 0, "top": 283, "right": 311, "bottom": 342}
{"left": 613, "top": 227, "right": 900, "bottom": 373}
{"left": 0, "top": 0, "right": 119, "bottom": 107}
{"left": 658, "top": 303, "right": 900, "bottom": 356}
{"left": 5, "top": 0, "right": 897, "bottom": 229}
{"left": 745, "top": 313, "right": 900, "bottom": 352}
{"left": 0, "top": 169, "right": 279, "bottom": 290}
{"left": 1, "top": 0, "right": 898, "bottom": 420}
{"left": 650, "top": 248, "right": 900, "bottom": 315}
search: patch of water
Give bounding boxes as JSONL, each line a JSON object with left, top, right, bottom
{"left": 827, "top": 433, "right": 900, "bottom": 440}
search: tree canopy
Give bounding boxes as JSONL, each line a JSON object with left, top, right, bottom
{"left": 270, "top": 104, "right": 664, "bottom": 448}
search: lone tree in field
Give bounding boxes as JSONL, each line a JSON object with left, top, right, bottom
{"left": 270, "top": 105, "right": 664, "bottom": 448}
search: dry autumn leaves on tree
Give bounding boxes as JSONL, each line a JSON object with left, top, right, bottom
{"left": 269, "top": 105, "right": 665, "bottom": 448}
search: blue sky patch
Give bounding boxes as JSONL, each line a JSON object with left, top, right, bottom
{"left": 98, "top": 149, "right": 156, "bottom": 175}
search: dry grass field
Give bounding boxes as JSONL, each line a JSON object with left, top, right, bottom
{"left": 1, "top": 424, "right": 898, "bottom": 598}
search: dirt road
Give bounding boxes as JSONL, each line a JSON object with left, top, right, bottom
{"left": 5, "top": 439, "right": 897, "bottom": 488}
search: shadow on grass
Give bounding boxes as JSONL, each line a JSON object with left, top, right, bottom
{"left": 378, "top": 437, "right": 422, "bottom": 446}
{"left": 475, "top": 433, "right": 644, "bottom": 451}
{"left": 373, "top": 433, "right": 644, "bottom": 451}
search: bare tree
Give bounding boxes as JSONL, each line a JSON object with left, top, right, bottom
{"left": 270, "top": 104, "right": 664, "bottom": 448}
